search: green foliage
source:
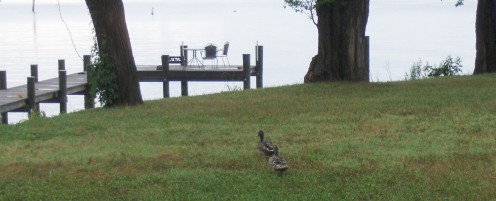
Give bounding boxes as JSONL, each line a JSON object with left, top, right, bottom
{"left": 283, "top": 0, "right": 338, "bottom": 26}
{"left": 284, "top": 0, "right": 315, "bottom": 13}
{"left": 87, "top": 35, "right": 119, "bottom": 107}
{"left": 405, "top": 55, "right": 463, "bottom": 80}
{"left": 1, "top": 75, "right": 496, "bottom": 199}
{"left": 405, "top": 59, "right": 426, "bottom": 80}
{"left": 284, "top": 0, "right": 318, "bottom": 26}
{"left": 425, "top": 55, "right": 462, "bottom": 77}
{"left": 223, "top": 84, "right": 243, "bottom": 92}
{"left": 28, "top": 109, "right": 46, "bottom": 120}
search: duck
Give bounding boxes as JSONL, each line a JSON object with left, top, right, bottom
{"left": 257, "top": 130, "right": 275, "bottom": 156}
{"left": 268, "top": 145, "right": 289, "bottom": 176}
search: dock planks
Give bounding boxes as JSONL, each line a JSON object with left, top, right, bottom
{"left": 0, "top": 72, "right": 87, "bottom": 113}
{"left": 1, "top": 65, "right": 257, "bottom": 114}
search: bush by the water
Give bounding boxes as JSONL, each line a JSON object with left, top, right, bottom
{"left": 405, "top": 55, "right": 463, "bottom": 80}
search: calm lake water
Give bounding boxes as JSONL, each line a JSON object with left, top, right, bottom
{"left": 0, "top": 0, "right": 476, "bottom": 123}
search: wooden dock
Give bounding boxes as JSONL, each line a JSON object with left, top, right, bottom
{"left": 0, "top": 59, "right": 93, "bottom": 124}
{"left": 0, "top": 46, "right": 264, "bottom": 124}
{"left": 0, "top": 72, "right": 87, "bottom": 114}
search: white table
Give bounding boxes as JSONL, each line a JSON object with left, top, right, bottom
{"left": 183, "top": 48, "right": 204, "bottom": 67}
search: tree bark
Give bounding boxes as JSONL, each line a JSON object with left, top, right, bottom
{"left": 85, "top": 0, "right": 143, "bottom": 106}
{"left": 473, "top": 0, "right": 496, "bottom": 74}
{"left": 304, "top": 0, "right": 369, "bottom": 82}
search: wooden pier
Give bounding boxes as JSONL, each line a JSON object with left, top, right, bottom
{"left": 0, "top": 59, "right": 92, "bottom": 124}
{"left": 0, "top": 46, "right": 264, "bottom": 124}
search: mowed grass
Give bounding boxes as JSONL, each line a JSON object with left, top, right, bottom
{"left": 0, "top": 74, "right": 496, "bottom": 200}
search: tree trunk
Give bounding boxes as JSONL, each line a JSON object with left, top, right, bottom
{"left": 473, "top": 0, "right": 496, "bottom": 74}
{"left": 304, "top": 0, "right": 370, "bottom": 83}
{"left": 85, "top": 0, "right": 143, "bottom": 106}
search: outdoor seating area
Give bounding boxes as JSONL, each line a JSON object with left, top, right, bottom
{"left": 183, "top": 42, "right": 231, "bottom": 68}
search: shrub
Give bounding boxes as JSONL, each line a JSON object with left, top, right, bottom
{"left": 405, "top": 59, "right": 426, "bottom": 80}
{"left": 405, "top": 56, "right": 463, "bottom": 80}
{"left": 424, "top": 55, "right": 462, "bottom": 77}
{"left": 87, "top": 37, "right": 119, "bottom": 107}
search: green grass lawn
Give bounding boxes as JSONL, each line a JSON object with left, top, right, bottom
{"left": 1, "top": 75, "right": 496, "bottom": 200}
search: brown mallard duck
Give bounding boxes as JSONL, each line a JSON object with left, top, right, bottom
{"left": 268, "top": 145, "right": 289, "bottom": 176}
{"left": 258, "top": 130, "right": 275, "bottom": 156}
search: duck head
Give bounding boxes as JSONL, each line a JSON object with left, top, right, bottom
{"left": 258, "top": 130, "right": 264, "bottom": 142}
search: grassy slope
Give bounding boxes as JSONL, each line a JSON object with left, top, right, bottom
{"left": 0, "top": 75, "right": 495, "bottom": 200}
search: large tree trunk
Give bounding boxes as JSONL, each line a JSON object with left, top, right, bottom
{"left": 473, "top": 0, "right": 496, "bottom": 74}
{"left": 304, "top": 0, "right": 369, "bottom": 83}
{"left": 85, "top": 0, "right": 143, "bottom": 106}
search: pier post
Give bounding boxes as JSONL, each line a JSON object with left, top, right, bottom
{"left": 243, "top": 54, "right": 251, "bottom": 90}
{"left": 83, "top": 55, "right": 95, "bottom": 109}
{"left": 59, "top": 70, "right": 67, "bottom": 114}
{"left": 181, "top": 45, "right": 188, "bottom": 67}
{"left": 83, "top": 55, "right": 91, "bottom": 72}
{"left": 256, "top": 46, "right": 263, "bottom": 89}
{"left": 162, "top": 55, "right": 170, "bottom": 98}
{"left": 27, "top": 76, "right": 37, "bottom": 115}
{"left": 31, "top": 64, "right": 38, "bottom": 82}
{"left": 0, "top": 71, "right": 6, "bottom": 90}
{"left": 181, "top": 81, "right": 188, "bottom": 96}
{"left": 58, "top": 59, "right": 65, "bottom": 71}
{"left": 1, "top": 71, "right": 7, "bottom": 124}
{"left": 30, "top": 64, "right": 41, "bottom": 113}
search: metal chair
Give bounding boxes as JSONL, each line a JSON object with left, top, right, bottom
{"left": 217, "top": 42, "right": 231, "bottom": 68}
{"left": 201, "top": 44, "right": 218, "bottom": 68}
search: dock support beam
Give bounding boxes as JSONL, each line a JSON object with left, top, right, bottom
{"left": 31, "top": 64, "right": 38, "bottom": 82}
{"left": 27, "top": 76, "right": 37, "bottom": 116}
{"left": 83, "top": 55, "right": 95, "bottom": 109}
{"left": 58, "top": 59, "right": 65, "bottom": 71}
{"left": 59, "top": 70, "right": 67, "bottom": 114}
{"left": 58, "top": 60, "right": 67, "bottom": 114}
{"left": 0, "top": 71, "right": 6, "bottom": 90}
{"left": 256, "top": 46, "right": 263, "bottom": 89}
{"left": 181, "top": 81, "right": 188, "bottom": 96}
{"left": 31, "top": 64, "right": 40, "bottom": 110}
{"left": 243, "top": 54, "right": 251, "bottom": 90}
{"left": 1, "top": 71, "right": 7, "bottom": 124}
{"left": 162, "top": 55, "right": 170, "bottom": 98}
{"left": 83, "top": 55, "right": 91, "bottom": 72}
{"left": 180, "top": 45, "right": 188, "bottom": 67}
{"left": 180, "top": 45, "right": 189, "bottom": 96}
